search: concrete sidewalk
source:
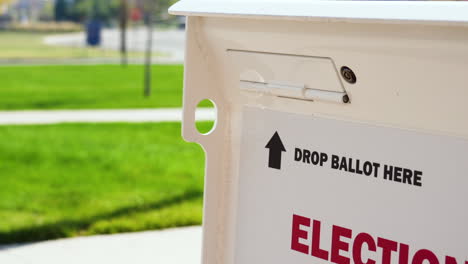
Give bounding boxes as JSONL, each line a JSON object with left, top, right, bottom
{"left": 0, "top": 226, "right": 202, "bottom": 264}
{"left": 0, "top": 108, "right": 215, "bottom": 125}
{"left": 0, "top": 57, "right": 182, "bottom": 66}
{"left": 43, "top": 28, "right": 185, "bottom": 63}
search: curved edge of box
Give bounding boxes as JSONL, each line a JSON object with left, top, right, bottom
{"left": 169, "top": 0, "right": 468, "bottom": 27}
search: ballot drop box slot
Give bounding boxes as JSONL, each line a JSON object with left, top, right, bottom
{"left": 169, "top": 1, "right": 468, "bottom": 264}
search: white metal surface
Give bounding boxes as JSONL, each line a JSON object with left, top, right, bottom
{"left": 170, "top": 1, "right": 468, "bottom": 26}
{"left": 237, "top": 107, "right": 468, "bottom": 264}
{"left": 170, "top": 3, "right": 468, "bottom": 264}
{"left": 0, "top": 109, "right": 215, "bottom": 125}
{"left": 231, "top": 50, "right": 345, "bottom": 93}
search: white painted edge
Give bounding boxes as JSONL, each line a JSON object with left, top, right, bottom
{"left": 169, "top": 0, "right": 468, "bottom": 26}
{"left": 0, "top": 109, "right": 216, "bottom": 125}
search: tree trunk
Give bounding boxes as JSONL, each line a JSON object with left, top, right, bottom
{"left": 120, "top": 0, "right": 128, "bottom": 66}
{"left": 143, "top": 0, "right": 154, "bottom": 97}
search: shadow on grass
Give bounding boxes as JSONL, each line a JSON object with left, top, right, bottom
{"left": 0, "top": 188, "right": 203, "bottom": 246}
{"left": 2, "top": 99, "right": 95, "bottom": 110}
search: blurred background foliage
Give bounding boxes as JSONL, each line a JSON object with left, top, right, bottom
{"left": 0, "top": 53, "right": 198, "bottom": 245}
{"left": 0, "top": 0, "right": 201, "bottom": 245}
{"left": 0, "top": 0, "right": 179, "bottom": 29}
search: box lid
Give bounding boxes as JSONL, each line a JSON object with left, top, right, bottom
{"left": 169, "top": 0, "right": 468, "bottom": 26}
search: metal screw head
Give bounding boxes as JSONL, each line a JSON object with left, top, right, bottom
{"left": 340, "top": 66, "right": 357, "bottom": 84}
{"left": 342, "top": 94, "right": 350, "bottom": 104}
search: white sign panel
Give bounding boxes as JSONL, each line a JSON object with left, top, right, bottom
{"left": 235, "top": 107, "right": 468, "bottom": 264}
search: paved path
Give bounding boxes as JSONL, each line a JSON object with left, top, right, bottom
{"left": 0, "top": 226, "right": 202, "bottom": 264}
{"left": 43, "top": 28, "right": 185, "bottom": 63}
{"left": 0, "top": 108, "right": 215, "bottom": 125}
{"left": 0, "top": 57, "right": 182, "bottom": 66}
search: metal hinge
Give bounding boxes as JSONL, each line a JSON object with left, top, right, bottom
{"left": 240, "top": 80, "right": 350, "bottom": 104}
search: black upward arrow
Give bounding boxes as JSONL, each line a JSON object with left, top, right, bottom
{"left": 265, "top": 131, "right": 286, "bottom": 170}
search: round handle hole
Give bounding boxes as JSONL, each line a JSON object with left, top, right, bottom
{"left": 195, "top": 99, "right": 217, "bottom": 135}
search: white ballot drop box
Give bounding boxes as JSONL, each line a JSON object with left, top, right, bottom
{"left": 169, "top": 1, "right": 468, "bottom": 264}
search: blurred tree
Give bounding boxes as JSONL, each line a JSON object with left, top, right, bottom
{"left": 54, "top": 0, "right": 68, "bottom": 21}
{"left": 132, "top": 0, "right": 177, "bottom": 24}
{"left": 141, "top": 0, "right": 178, "bottom": 97}
{"left": 154, "top": 0, "right": 177, "bottom": 22}
{"left": 52, "top": 0, "right": 175, "bottom": 24}
{"left": 120, "top": 0, "right": 128, "bottom": 66}
{"left": 0, "top": 0, "right": 15, "bottom": 15}
{"left": 53, "top": 0, "right": 119, "bottom": 23}
{"left": 0, "top": 0, "right": 15, "bottom": 6}
{"left": 39, "top": 0, "right": 55, "bottom": 21}
{"left": 143, "top": 0, "right": 155, "bottom": 97}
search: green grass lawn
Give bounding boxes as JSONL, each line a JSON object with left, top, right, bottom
{"left": 0, "top": 122, "right": 209, "bottom": 244}
{"left": 0, "top": 65, "right": 185, "bottom": 110}
{"left": 0, "top": 31, "right": 143, "bottom": 60}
